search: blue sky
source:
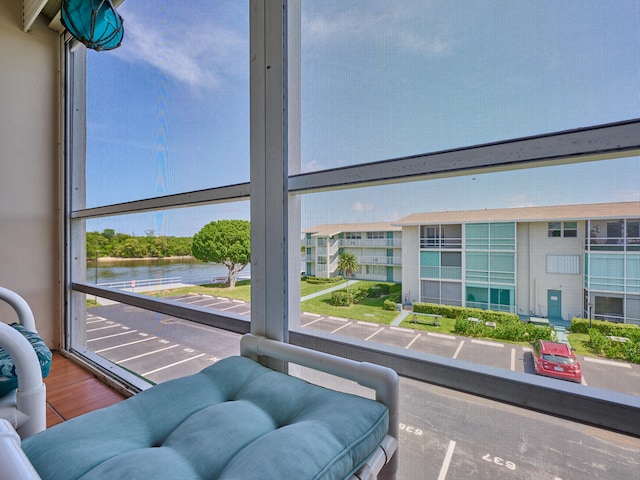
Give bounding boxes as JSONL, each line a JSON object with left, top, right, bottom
{"left": 86, "top": 0, "right": 639, "bottom": 237}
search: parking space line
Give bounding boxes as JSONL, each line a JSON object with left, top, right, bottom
{"left": 438, "top": 440, "right": 456, "bottom": 480}
{"left": 303, "top": 312, "right": 321, "bottom": 317}
{"left": 301, "top": 317, "right": 326, "bottom": 327}
{"left": 329, "top": 316, "right": 349, "bottom": 322}
{"left": 428, "top": 332, "right": 456, "bottom": 340}
{"left": 87, "top": 330, "right": 138, "bottom": 342}
{"left": 357, "top": 321, "right": 380, "bottom": 327}
{"left": 405, "top": 333, "right": 421, "bottom": 349}
{"left": 390, "top": 326, "right": 413, "bottom": 333}
{"left": 331, "top": 322, "right": 352, "bottom": 334}
{"left": 142, "top": 353, "right": 206, "bottom": 376}
{"left": 510, "top": 348, "right": 516, "bottom": 370}
{"left": 219, "top": 304, "right": 244, "bottom": 311}
{"left": 94, "top": 336, "right": 157, "bottom": 353}
{"left": 452, "top": 340, "right": 464, "bottom": 359}
{"left": 87, "top": 324, "right": 122, "bottom": 332}
{"left": 471, "top": 339, "right": 504, "bottom": 348}
{"left": 117, "top": 344, "right": 179, "bottom": 364}
{"left": 583, "top": 357, "right": 632, "bottom": 368}
{"left": 365, "top": 327, "right": 385, "bottom": 341}
{"left": 86, "top": 317, "right": 107, "bottom": 324}
{"left": 202, "top": 300, "right": 231, "bottom": 307}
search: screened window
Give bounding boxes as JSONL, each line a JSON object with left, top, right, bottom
{"left": 63, "top": 2, "right": 640, "bottom": 471}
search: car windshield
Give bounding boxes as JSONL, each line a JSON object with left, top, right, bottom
{"left": 542, "top": 353, "right": 576, "bottom": 365}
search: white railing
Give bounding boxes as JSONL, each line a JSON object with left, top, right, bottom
{"left": 341, "top": 239, "right": 402, "bottom": 248}
{"left": 358, "top": 256, "right": 402, "bottom": 266}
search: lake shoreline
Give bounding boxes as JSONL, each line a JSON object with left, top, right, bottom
{"left": 92, "top": 255, "right": 196, "bottom": 263}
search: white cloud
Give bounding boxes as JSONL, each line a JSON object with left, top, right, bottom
{"left": 301, "top": 159, "right": 325, "bottom": 173}
{"left": 302, "top": 3, "right": 456, "bottom": 57}
{"left": 351, "top": 201, "right": 375, "bottom": 212}
{"left": 115, "top": 12, "right": 247, "bottom": 90}
{"left": 614, "top": 190, "right": 640, "bottom": 202}
{"left": 506, "top": 194, "right": 537, "bottom": 208}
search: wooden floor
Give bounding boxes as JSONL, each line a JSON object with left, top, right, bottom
{"left": 45, "top": 353, "right": 126, "bottom": 428}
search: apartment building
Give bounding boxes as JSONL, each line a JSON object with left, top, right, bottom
{"left": 302, "top": 223, "right": 402, "bottom": 282}
{"left": 305, "top": 202, "right": 640, "bottom": 324}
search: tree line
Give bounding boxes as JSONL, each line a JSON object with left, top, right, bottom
{"left": 87, "top": 229, "right": 193, "bottom": 259}
{"left": 87, "top": 221, "right": 251, "bottom": 288}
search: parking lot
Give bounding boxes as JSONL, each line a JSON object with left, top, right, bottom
{"left": 88, "top": 292, "right": 640, "bottom": 395}
{"left": 85, "top": 294, "right": 640, "bottom": 479}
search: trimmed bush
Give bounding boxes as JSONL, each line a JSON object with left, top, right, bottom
{"left": 414, "top": 302, "right": 519, "bottom": 323}
{"left": 329, "top": 290, "right": 354, "bottom": 306}
{"left": 571, "top": 317, "right": 640, "bottom": 341}
{"left": 582, "top": 323, "right": 640, "bottom": 364}
{"left": 305, "top": 276, "right": 344, "bottom": 285}
{"left": 383, "top": 299, "right": 398, "bottom": 311}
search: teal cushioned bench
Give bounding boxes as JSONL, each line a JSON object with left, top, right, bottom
{"left": 22, "top": 355, "right": 389, "bottom": 480}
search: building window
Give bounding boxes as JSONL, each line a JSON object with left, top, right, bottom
{"left": 548, "top": 222, "right": 562, "bottom": 237}
{"left": 547, "top": 255, "right": 580, "bottom": 274}
{"left": 548, "top": 221, "right": 577, "bottom": 238}
{"left": 563, "top": 221, "right": 578, "bottom": 237}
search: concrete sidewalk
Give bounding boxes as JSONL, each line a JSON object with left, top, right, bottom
{"left": 300, "top": 280, "right": 360, "bottom": 302}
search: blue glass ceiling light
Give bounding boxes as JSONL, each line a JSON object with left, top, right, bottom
{"left": 61, "top": 0, "right": 124, "bottom": 51}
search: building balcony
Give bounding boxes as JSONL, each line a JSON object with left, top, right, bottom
{"left": 420, "top": 266, "right": 463, "bottom": 280}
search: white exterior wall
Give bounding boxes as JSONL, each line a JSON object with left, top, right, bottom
{"left": 401, "top": 226, "right": 420, "bottom": 304}
{"left": 524, "top": 221, "right": 585, "bottom": 320}
{"left": 0, "top": 3, "right": 60, "bottom": 348}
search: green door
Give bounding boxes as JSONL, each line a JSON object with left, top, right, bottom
{"left": 548, "top": 290, "right": 562, "bottom": 320}
{"left": 386, "top": 266, "right": 393, "bottom": 282}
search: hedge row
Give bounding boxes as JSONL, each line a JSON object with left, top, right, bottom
{"left": 304, "top": 275, "right": 344, "bottom": 284}
{"left": 586, "top": 329, "right": 640, "bottom": 364}
{"left": 454, "top": 317, "right": 553, "bottom": 343}
{"left": 570, "top": 318, "right": 640, "bottom": 341}
{"left": 412, "top": 303, "right": 520, "bottom": 323}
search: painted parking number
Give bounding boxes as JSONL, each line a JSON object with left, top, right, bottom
{"left": 399, "top": 423, "right": 423, "bottom": 436}
{"left": 483, "top": 454, "right": 516, "bottom": 470}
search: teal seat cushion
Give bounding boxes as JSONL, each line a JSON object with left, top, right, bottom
{"left": 0, "top": 323, "right": 52, "bottom": 396}
{"left": 23, "top": 355, "right": 389, "bottom": 480}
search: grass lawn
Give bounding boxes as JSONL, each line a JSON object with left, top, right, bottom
{"left": 155, "top": 280, "right": 252, "bottom": 302}
{"left": 300, "top": 279, "right": 347, "bottom": 297}
{"left": 567, "top": 333, "right": 592, "bottom": 356}
{"left": 398, "top": 315, "right": 457, "bottom": 335}
{"left": 301, "top": 281, "right": 401, "bottom": 324}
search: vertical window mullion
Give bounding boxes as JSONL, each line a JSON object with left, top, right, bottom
{"left": 250, "top": 0, "right": 289, "bottom": 348}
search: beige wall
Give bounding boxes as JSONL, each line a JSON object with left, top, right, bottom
{"left": 0, "top": 2, "right": 61, "bottom": 348}
{"left": 524, "top": 221, "right": 585, "bottom": 320}
{"left": 401, "top": 226, "right": 420, "bottom": 304}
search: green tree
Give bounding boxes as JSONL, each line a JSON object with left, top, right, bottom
{"left": 337, "top": 252, "right": 360, "bottom": 292}
{"left": 191, "top": 220, "right": 251, "bottom": 288}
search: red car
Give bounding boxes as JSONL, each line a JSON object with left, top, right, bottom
{"left": 531, "top": 340, "right": 582, "bottom": 383}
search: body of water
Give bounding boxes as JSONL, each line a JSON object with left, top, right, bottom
{"left": 90, "top": 258, "right": 250, "bottom": 287}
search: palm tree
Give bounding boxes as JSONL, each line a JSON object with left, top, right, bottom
{"left": 337, "top": 252, "right": 360, "bottom": 292}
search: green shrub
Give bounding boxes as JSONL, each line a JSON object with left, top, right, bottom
{"left": 305, "top": 275, "right": 344, "bottom": 284}
{"left": 453, "top": 315, "right": 552, "bottom": 343}
{"left": 329, "top": 290, "right": 353, "bottom": 306}
{"left": 383, "top": 299, "right": 398, "bottom": 311}
{"left": 414, "top": 303, "right": 519, "bottom": 323}
{"left": 584, "top": 326, "right": 640, "bottom": 364}
{"left": 571, "top": 318, "right": 640, "bottom": 340}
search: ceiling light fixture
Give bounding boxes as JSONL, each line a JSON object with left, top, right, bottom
{"left": 61, "top": 0, "right": 124, "bottom": 51}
